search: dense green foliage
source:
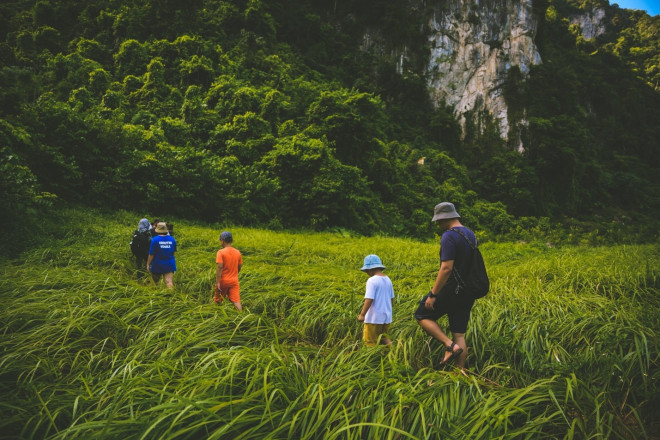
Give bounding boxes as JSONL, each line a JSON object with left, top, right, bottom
{"left": 1, "top": 0, "right": 658, "bottom": 248}
{"left": 1, "top": 208, "right": 658, "bottom": 438}
{"left": 505, "top": 0, "right": 660, "bottom": 218}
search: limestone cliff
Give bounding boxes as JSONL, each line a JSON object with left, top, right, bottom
{"left": 569, "top": 6, "right": 607, "bottom": 40}
{"left": 425, "top": 0, "right": 542, "bottom": 149}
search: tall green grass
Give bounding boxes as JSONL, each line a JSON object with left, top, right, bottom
{"left": 1, "top": 208, "right": 657, "bottom": 439}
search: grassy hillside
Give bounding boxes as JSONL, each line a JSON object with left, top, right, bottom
{"left": 1, "top": 208, "right": 658, "bottom": 439}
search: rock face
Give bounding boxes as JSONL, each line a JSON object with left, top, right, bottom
{"left": 569, "top": 7, "right": 606, "bottom": 40}
{"left": 426, "top": 0, "right": 542, "bottom": 147}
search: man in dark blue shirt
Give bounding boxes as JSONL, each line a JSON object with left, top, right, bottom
{"left": 415, "top": 202, "right": 477, "bottom": 369}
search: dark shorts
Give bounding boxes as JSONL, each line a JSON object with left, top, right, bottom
{"left": 414, "top": 292, "right": 475, "bottom": 334}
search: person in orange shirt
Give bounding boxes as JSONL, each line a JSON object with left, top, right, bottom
{"left": 215, "top": 231, "right": 243, "bottom": 311}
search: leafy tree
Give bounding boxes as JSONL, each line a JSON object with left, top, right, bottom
{"left": 14, "top": 31, "right": 36, "bottom": 61}
{"left": 260, "top": 88, "right": 289, "bottom": 127}
{"left": 50, "top": 52, "right": 102, "bottom": 99}
{"left": 179, "top": 54, "right": 215, "bottom": 88}
{"left": 34, "top": 26, "right": 61, "bottom": 54}
{"left": 114, "top": 39, "right": 149, "bottom": 78}
{"left": 156, "top": 117, "right": 191, "bottom": 147}
{"left": 172, "top": 34, "right": 208, "bottom": 59}
{"left": 88, "top": 68, "right": 110, "bottom": 96}
{"left": 0, "top": 66, "right": 37, "bottom": 115}
{"left": 474, "top": 151, "right": 537, "bottom": 217}
{"left": 32, "top": 1, "right": 56, "bottom": 28}
{"left": 305, "top": 89, "right": 387, "bottom": 171}
{"left": 13, "top": 97, "right": 84, "bottom": 200}
{"left": 209, "top": 112, "right": 274, "bottom": 163}
{"left": 68, "top": 86, "right": 93, "bottom": 111}
{"left": 244, "top": 0, "right": 277, "bottom": 41}
{"left": 522, "top": 2, "right": 660, "bottom": 219}
{"left": 259, "top": 134, "right": 374, "bottom": 230}
{"left": 101, "top": 89, "right": 122, "bottom": 109}
{"left": 75, "top": 38, "right": 111, "bottom": 67}
{"left": 133, "top": 58, "right": 181, "bottom": 115}
{"left": 0, "top": 128, "right": 56, "bottom": 256}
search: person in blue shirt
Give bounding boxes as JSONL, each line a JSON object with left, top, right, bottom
{"left": 146, "top": 222, "right": 177, "bottom": 289}
{"left": 415, "top": 202, "right": 477, "bottom": 369}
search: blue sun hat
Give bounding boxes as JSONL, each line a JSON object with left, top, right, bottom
{"left": 220, "top": 231, "right": 233, "bottom": 242}
{"left": 361, "top": 254, "right": 385, "bottom": 272}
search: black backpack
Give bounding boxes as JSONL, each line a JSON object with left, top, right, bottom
{"left": 130, "top": 229, "right": 152, "bottom": 258}
{"left": 449, "top": 228, "right": 490, "bottom": 299}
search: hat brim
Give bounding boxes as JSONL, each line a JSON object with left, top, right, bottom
{"left": 361, "top": 265, "right": 385, "bottom": 271}
{"left": 432, "top": 212, "right": 460, "bottom": 222}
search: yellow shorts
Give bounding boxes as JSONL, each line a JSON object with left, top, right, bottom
{"left": 363, "top": 323, "right": 391, "bottom": 346}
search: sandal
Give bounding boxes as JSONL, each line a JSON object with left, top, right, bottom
{"left": 437, "top": 342, "right": 463, "bottom": 367}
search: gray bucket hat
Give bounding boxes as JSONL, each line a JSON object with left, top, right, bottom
{"left": 431, "top": 202, "right": 460, "bottom": 222}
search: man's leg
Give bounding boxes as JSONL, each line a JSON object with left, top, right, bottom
{"left": 443, "top": 302, "right": 473, "bottom": 368}
{"left": 448, "top": 333, "right": 467, "bottom": 368}
{"left": 418, "top": 319, "right": 464, "bottom": 366}
{"left": 418, "top": 318, "right": 452, "bottom": 347}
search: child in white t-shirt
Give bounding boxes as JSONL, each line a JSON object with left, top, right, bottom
{"left": 357, "top": 254, "right": 394, "bottom": 346}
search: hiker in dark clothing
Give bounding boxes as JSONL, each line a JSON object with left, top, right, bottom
{"left": 414, "top": 202, "right": 477, "bottom": 369}
{"left": 130, "top": 218, "right": 153, "bottom": 277}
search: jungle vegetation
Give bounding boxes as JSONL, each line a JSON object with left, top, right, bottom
{"left": 1, "top": 0, "right": 659, "bottom": 256}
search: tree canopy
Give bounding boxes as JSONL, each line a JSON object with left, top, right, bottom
{"left": 1, "top": 0, "right": 658, "bottom": 251}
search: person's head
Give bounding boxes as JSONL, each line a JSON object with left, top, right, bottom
{"left": 138, "top": 218, "right": 151, "bottom": 232}
{"left": 220, "top": 231, "right": 233, "bottom": 245}
{"left": 151, "top": 218, "right": 161, "bottom": 228}
{"left": 431, "top": 202, "right": 461, "bottom": 230}
{"left": 155, "top": 222, "right": 168, "bottom": 235}
{"left": 360, "top": 254, "right": 385, "bottom": 276}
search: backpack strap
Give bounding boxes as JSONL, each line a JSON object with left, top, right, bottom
{"left": 449, "top": 227, "right": 477, "bottom": 250}
{"left": 447, "top": 227, "right": 477, "bottom": 293}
